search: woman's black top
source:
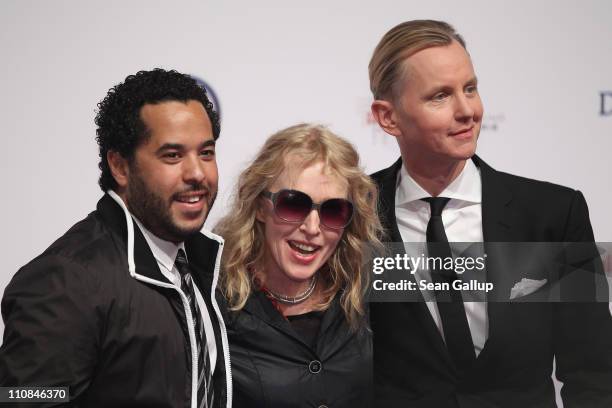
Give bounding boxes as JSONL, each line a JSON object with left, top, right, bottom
{"left": 224, "top": 291, "right": 372, "bottom": 408}
{"left": 287, "top": 310, "right": 324, "bottom": 349}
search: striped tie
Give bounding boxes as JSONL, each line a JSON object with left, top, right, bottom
{"left": 175, "top": 249, "right": 214, "bottom": 408}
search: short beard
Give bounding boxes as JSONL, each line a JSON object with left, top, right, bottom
{"left": 125, "top": 165, "right": 214, "bottom": 243}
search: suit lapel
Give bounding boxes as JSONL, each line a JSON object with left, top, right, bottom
{"left": 374, "top": 158, "right": 454, "bottom": 371}
{"left": 377, "top": 157, "right": 404, "bottom": 243}
{"left": 474, "top": 155, "right": 516, "bottom": 243}
{"left": 472, "top": 156, "right": 520, "bottom": 365}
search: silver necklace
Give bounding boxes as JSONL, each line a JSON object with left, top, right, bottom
{"left": 267, "top": 275, "right": 317, "bottom": 304}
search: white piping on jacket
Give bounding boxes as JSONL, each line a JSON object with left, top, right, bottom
{"left": 108, "top": 190, "right": 136, "bottom": 276}
{"left": 107, "top": 191, "right": 232, "bottom": 408}
{"left": 202, "top": 230, "right": 232, "bottom": 408}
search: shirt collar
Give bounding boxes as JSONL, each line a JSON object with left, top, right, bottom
{"left": 132, "top": 216, "right": 186, "bottom": 272}
{"left": 396, "top": 159, "right": 482, "bottom": 206}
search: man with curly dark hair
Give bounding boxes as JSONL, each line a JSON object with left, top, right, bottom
{"left": 0, "top": 69, "right": 232, "bottom": 408}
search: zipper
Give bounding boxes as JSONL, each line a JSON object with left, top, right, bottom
{"left": 206, "top": 235, "right": 233, "bottom": 408}
{"left": 179, "top": 286, "right": 199, "bottom": 408}
{"left": 134, "top": 237, "right": 232, "bottom": 408}
{"left": 109, "top": 191, "right": 221, "bottom": 407}
{"left": 132, "top": 274, "right": 199, "bottom": 407}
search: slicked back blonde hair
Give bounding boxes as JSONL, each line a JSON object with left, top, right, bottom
{"left": 369, "top": 20, "right": 466, "bottom": 101}
{"left": 216, "top": 123, "right": 382, "bottom": 330}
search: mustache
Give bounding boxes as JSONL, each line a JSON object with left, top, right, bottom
{"left": 172, "top": 183, "right": 213, "bottom": 198}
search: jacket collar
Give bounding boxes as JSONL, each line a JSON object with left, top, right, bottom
{"left": 377, "top": 156, "right": 517, "bottom": 242}
{"left": 396, "top": 158, "right": 482, "bottom": 206}
{"left": 376, "top": 157, "right": 404, "bottom": 242}
{"left": 471, "top": 155, "right": 516, "bottom": 242}
{"left": 96, "top": 192, "right": 222, "bottom": 288}
{"left": 241, "top": 291, "right": 350, "bottom": 355}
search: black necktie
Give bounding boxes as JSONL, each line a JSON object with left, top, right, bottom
{"left": 175, "top": 249, "right": 214, "bottom": 408}
{"left": 422, "top": 197, "right": 476, "bottom": 375}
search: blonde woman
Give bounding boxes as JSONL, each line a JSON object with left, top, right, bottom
{"left": 216, "top": 124, "right": 381, "bottom": 407}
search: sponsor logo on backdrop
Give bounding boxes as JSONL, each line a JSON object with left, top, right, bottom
{"left": 361, "top": 94, "right": 505, "bottom": 151}
{"left": 600, "top": 91, "right": 612, "bottom": 116}
{"left": 364, "top": 99, "right": 505, "bottom": 142}
{"left": 481, "top": 113, "right": 505, "bottom": 131}
{"left": 192, "top": 75, "right": 222, "bottom": 121}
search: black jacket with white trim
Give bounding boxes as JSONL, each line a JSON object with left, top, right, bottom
{"left": 0, "top": 193, "right": 232, "bottom": 407}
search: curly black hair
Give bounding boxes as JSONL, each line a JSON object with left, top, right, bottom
{"left": 95, "top": 68, "right": 220, "bottom": 192}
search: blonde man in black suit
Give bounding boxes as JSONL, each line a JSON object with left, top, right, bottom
{"left": 368, "top": 20, "right": 612, "bottom": 408}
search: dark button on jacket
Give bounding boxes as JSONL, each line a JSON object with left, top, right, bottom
{"left": 225, "top": 291, "right": 372, "bottom": 407}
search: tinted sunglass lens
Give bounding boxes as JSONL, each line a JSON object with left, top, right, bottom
{"left": 320, "top": 199, "right": 353, "bottom": 229}
{"left": 275, "top": 190, "right": 312, "bottom": 222}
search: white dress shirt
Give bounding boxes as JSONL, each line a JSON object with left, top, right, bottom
{"left": 133, "top": 217, "right": 217, "bottom": 372}
{"left": 395, "top": 159, "right": 488, "bottom": 356}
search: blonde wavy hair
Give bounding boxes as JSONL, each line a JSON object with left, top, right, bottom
{"left": 216, "top": 123, "right": 382, "bottom": 330}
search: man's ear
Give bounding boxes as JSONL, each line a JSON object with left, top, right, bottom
{"left": 107, "top": 150, "right": 130, "bottom": 189}
{"left": 371, "top": 99, "right": 403, "bottom": 138}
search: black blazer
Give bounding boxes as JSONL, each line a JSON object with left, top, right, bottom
{"left": 370, "top": 156, "right": 612, "bottom": 408}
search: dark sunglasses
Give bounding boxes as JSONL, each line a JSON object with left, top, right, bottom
{"left": 262, "top": 189, "right": 354, "bottom": 229}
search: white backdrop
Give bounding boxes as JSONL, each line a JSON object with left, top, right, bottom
{"left": 1, "top": 1, "right": 611, "bottom": 403}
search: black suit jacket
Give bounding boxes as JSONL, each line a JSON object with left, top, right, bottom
{"left": 370, "top": 156, "right": 612, "bottom": 408}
